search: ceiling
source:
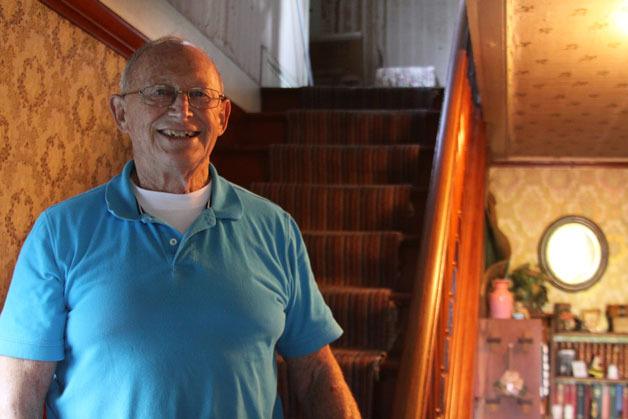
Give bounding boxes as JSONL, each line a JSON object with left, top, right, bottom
{"left": 468, "top": 0, "right": 628, "bottom": 162}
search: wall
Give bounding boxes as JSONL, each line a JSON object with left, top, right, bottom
{"left": 103, "top": 0, "right": 311, "bottom": 111}
{"left": 101, "top": 0, "right": 263, "bottom": 112}
{"left": 489, "top": 167, "right": 628, "bottom": 322}
{"left": 310, "top": 0, "right": 459, "bottom": 84}
{"left": 165, "top": 0, "right": 311, "bottom": 88}
{"left": 383, "top": 0, "right": 459, "bottom": 85}
{"left": 0, "top": 0, "right": 130, "bottom": 304}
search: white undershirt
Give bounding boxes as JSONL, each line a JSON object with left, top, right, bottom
{"left": 131, "top": 180, "right": 211, "bottom": 234}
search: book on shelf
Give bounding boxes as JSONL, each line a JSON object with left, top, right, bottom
{"left": 576, "top": 383, "right": 586, "bottom": 419}
{"left": 556, "top": 382, "right": 627, "bottom": 418}
{"left": 591, "top": 383, "right": 602, "bottom": 419}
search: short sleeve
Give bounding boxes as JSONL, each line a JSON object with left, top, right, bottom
{"left": 0, "top": 212, "right": 66, "bottom": 361}
{"left": 276, "top": 215, "right": 342, "bottom": 358}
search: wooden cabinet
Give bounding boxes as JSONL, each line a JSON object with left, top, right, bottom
{"left": 475, "top": 319, "right": 544, "bottom": 419}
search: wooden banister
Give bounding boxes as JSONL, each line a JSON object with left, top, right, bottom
{"left": 39, "top": 0, "right": 147, "bottom": 58}
{"left": 392, "top": 0, "right": 488, "bottom": 417}
{"left": 443, "top": 111, "right": 487, "bottom": 418}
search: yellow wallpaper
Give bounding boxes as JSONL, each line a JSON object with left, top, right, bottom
{"left": 0, "top": 0, "right": 130, "bottom": 304}
{"left": 489, "top": 167, "right": 628, "bottom": 322}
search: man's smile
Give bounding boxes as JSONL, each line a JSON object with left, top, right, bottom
{"left": 157, "top": 128, "right": 202, "bottom": 139}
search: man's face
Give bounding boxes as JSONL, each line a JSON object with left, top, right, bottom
{"left": 110, "top": 45, "right": 230, "bottom": 176}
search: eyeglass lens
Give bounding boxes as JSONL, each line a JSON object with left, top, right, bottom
{"left": 140, "top": 85, "right": 222, "bottom": 109}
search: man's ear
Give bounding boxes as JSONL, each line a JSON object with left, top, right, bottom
{"left": 217, "top": 99, "right": 231, "bottom": 136}
{"left": 109, "top": 95, "right": 129, "bottom": 133}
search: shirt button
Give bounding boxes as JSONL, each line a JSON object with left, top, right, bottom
{"left": 169, "top": 238, "right": 178, "bottom": 246}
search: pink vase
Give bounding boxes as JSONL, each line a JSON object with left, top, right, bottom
{"left": 489, "top": 279, "right": 513, "bottom": 319}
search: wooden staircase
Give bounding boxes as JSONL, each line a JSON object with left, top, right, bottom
{"left": 214, "top": 86, "right": 443, "bottom": 419}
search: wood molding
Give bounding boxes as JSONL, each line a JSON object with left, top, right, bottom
{"left": 39, "top": 0, "right": 147, "bottom": 58}
{"left": 466, "top": 0, "right": 507, "bottom": 159}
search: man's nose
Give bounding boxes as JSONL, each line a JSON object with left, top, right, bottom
{"left": 169, "top": 91, "right": 193, "bottom": 117}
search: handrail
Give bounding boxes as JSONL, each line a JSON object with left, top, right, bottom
{"left": 443, "top": 111, "right": 487, "bottom": 418}
{"left": 39, "top": 0, "right": 147, "bottom": 58}
{"left": 392, "top": 0, "right": 484, "bottom": 416}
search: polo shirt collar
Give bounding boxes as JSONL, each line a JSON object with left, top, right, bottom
{"left": 106, "top": 160, "right": 243, "bottom": 221}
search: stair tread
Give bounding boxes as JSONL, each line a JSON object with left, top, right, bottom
{"left": 261, "top": 86, "right": 444, "bottom": 113}
{"left": 321, "top": 285, "right": 395, "bottom": 293}
{"left": 250, "top": 183, "right": 419, "bottom": 231}
{"left": 286, "top": 109, "right": 439, "bottom": 146}
{"left": 288, "top": 109, "right": 439, "bottom": 114}
{"left": 268, "top": 143, "right": 431, "bottom": 186}
{"left": 303, "top": 231, "right": 402, "bottom": 288}
{"left": 303, "top": 230, "right": 420, "bottom": 241}
{"left": 321, "top": 286, "right": 398, "bottom": 351}
{"left": 252, "top": 182, "right": 416, "bottom": 189}
{"left": 270, "top": 143, "right": 428, "bottom": 150}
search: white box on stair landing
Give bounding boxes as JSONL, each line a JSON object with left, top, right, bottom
{"left": 374, "top": 66, "right": 437, "bottom": 87}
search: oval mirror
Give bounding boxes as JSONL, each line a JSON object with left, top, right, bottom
{"left": 538, "top": 215, "right": 608, "bottom": 292}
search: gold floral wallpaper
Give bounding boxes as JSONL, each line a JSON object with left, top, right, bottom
{"left": 489, "top": 167, "right": 628, "bottom": 321}
{"left": 506, "top": 0, "right": 628, "bottom": 159}
{"left": 0, "top": 0, "right": 130, "bottom": 305}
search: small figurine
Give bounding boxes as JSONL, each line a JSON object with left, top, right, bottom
{"left": 588, "top": 355, "right": 604, "bottom": 379}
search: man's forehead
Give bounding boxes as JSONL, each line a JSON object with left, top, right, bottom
{"left": 128, "top": 44, "right": 220, "bottom": 87}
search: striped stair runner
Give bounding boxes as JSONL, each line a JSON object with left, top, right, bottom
{"left": 261, "top": 86, "right": 443, "bottom": 111}
{"left": 269, "top": 144, "right": 431, "bottom": 186}
{"left": 320, "top": 286, "right": 398, "bottom": 351}
{"left": 250, "top": 183, "right": 416, "bottom": 231}
{"left": 302, "top": 231, "right": 403, "bottom": 288}
{"left": 286, "top": 110, "right": 439, "bottom": 145}
{"left": 250, "top": 87, "right": 439, "bottom": 419}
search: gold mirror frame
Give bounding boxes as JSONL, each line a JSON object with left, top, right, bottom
{"left": 538, "top": 215, "right": 608, "bottom": 292}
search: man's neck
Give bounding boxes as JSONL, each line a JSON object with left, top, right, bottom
{"left": 132, "top": 163, "right": 211, "bottom": 194}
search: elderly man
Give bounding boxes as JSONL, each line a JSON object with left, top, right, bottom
{"left": 0, "top": 37, "right": 360, "bottom": 418}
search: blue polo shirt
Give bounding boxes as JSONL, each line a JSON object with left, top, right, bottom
{"left": 0, "top": 161, "right": 342, "bottom": 418}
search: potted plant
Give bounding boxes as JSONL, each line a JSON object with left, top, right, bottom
{"left": 507, "top": 264, "right": 549, "bottom": 315}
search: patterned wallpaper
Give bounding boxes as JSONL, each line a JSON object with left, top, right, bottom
{"left": 506, "top": 0, "right": 628, "bottom": 159}
{"left": 0, "top": 0, "right": 130, "bottom": 305}
{"left": 489, "top": 167, "right": 628, "bottom": 324}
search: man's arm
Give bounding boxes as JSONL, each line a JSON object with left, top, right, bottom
{"left": 286, "top": 345, "right": 361, "bottom": 419}
{"left": 0, "top": 356, "right": 56, "bottom": 419}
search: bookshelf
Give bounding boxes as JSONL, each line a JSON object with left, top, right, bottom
{"left": 550, "top": 332, "right": 628, "bottom": 418}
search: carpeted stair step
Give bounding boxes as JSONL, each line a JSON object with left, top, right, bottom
{"left": 321, "top": 286, "right": 398, "bottom": 351}
{"left": 261, "top": 86, "right": 443, "bottom": 112}
{"left": 302, "top": 231, "right": 403, "bottom": 288}
{"left": 276, "top": 349, "right": 386, "bottom": 419}
{"left": 287, "top": 109, "right": 439, "bottom": 145}
{"left": 249, "top": 183, "right": 417, "bottom": 231}
{"left": 268, "top": 144, "right": 432, "bottom": 186}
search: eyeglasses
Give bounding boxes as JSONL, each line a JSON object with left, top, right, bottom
{"left": 120, "top": 84, "right": 227, "bottom": 109}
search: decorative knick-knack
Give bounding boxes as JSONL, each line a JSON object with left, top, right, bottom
{"left": 490, "top": 279, "right": 513, "bottom": 319}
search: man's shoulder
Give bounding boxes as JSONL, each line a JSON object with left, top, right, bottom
{"left": 44, "top": 182, "right": 109, "bottom": 219}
